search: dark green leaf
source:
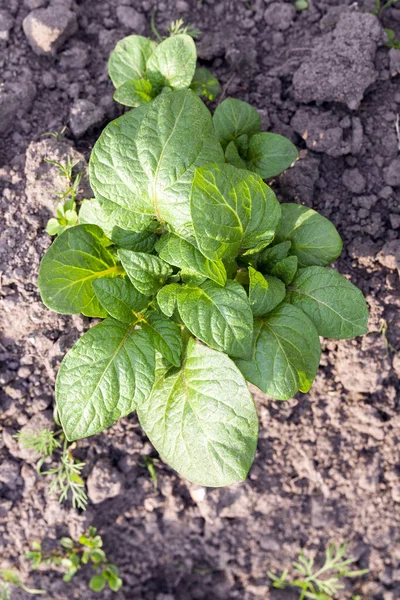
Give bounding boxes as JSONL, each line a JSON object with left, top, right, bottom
{"left": 137, "top": 338, "right": 258, "bottom": 486}
{"left": 275, "top": 204, "right": 343, "bottom": 267}
{"left": 236, "top": 304, "right": 321, "bottom": 400}
{"left": 118, "top": 250, "right": 173, "bottom": 296}
{"left": 156, "top": 283, "right": 180, "bottom": 317}
{"left": 190, "top": 67, "right": 221, "bottom": 100}
{"left": 191, "top": 163, "right": 281, "bottom": 261}
{"left": 247, "top": 132, "right": 298, "bottom": 178}
{"left": 111, "top": 227, "right": 158, "bottom": 252}
{"left": 156, "top": 233, "right": 227, "bottom": 286}
{"left": 213, "top": 98, "right": 261, "bottom": 150}
{"left": 258, "top": 241, "right": 291, "bottom": 270}
{"left": 146, "top": 34, "right": 197, "bottom": 89}
{"left": 141, "top": 311, "right": 182, "bottom": 367}
{"left": 56, "top": 318, "right": 155, "bottom": 440}
{"left": 271, "top": 255, "right": 298, "bottom": 284}
{"left": 176, "top": 280, "right": 253, "bottom": 358}
{"left": 108, "top": 35, "right": 156, "bottom": 88}
{"left": 90, "top": 90, "right": 224, "bottom": 237}
{"left": 225, "top": 140, "right": 247, "bottom": 169}
{"left": 113, "top": 78, "right": 155, "bottom": 107}
{"left": 248, "top": 267, "right": 286, "bottom": 316}
{"left": 287, "top": 267, "right": 369, "bottom": 338}
{"left": 38, "top": 225, "right": 122, "bottom": 318}
{"left": 93, "top": 277, "right": 149, "bottom": 323}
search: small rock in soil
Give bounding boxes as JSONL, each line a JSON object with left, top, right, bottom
{"left": 389, "top": 48, "right": 400, "bottom": 77}
{"left": 264, "top": 1, "right": 296, "bottom": 31}
{"left": 87, "top": 459, "right": 124, "bottom": 504}
{"left": 384, "top": 158, "right": 400, "bottom": 187}
{"left": 279, "top": 153, "right": 320, "bottom": 205}
{"left": 342, "top": 168, "right": 366, "bottom": 194}
{"left": 23, "top": 6, "right": 78, "bottom": 56}
{"left": 69, "top": 99, "right": 105, "bottom": 138}
{"left": 0, "top": 459, "right": 21, "bottom": 490}
{"left": 293, "top": 10, "right": 384, "bottom": 109}
{"left": 116, "top": 6, "right": 146, "bottom": 32}
{"left": 0, "top": 80, "right": 36, "bottom": 134}
{"left": 376, "top": 239, "right": 400, "bottom": 271}
{"left": 0, "top": 9, "right": 13, "bottom": 41}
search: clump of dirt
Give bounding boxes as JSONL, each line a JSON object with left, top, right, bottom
{"left": 1, "top": 1, "right": 400, "bottom": 599}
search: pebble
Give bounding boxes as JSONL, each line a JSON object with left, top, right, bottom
{"left": 69, "top": 99, "right": 105, "bottom": 138}
{"left": 22, "top": 6, "right": 78, "bottom": 56}
{"left": 0, "top": 9, "right": 13, "bottom": 40}
{"left": 342, "top": 168, "right": 366, "bottom": 194}
{"left": 116, "top": 6, "right": 146, "bottom": 32}
{"left": 264, "top": 2, "right": 296, "bottom": 31}
{"left": 384, "top": 158, "right": 400, "bottom": 187}
{"left": 87, "top": 459, "right": 124, "bottom": 504}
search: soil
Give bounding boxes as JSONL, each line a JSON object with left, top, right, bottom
{"left": 1, "top": 0, "right": 400, "bottom": 599}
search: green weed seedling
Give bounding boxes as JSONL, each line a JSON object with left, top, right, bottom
{"left": 140, "top": 455, "right": 160, "bottom": 490}
{"left": 268, "top": 543, "right": 368, "bottom": 599}
{"left": 15, "top": 428, "right": 88, "bottom": 510}
{"left": 294, "top": 0, "right": 308, "bottom": 11}
{"left": 0, "top": 568, "right": 45, "bottom": 599}
{"left": 26, "top": 527, "right": 122, "bottom": 593}
{"left": 44, "top": 156, "right": 82, "bottom": 237}
{"left": 37, "top": 22, "right": 369, "bottom": 488}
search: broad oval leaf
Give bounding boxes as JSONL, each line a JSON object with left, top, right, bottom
{"left": 176, "top": 279, "right": 253, "bottom": 358}
{"left": 191, "top": 163, "right": 281, "bottom": 261}
{"left": 258, "top": 241, "right": 291, "bottom": 270}
{"left": 248, "top": 267, "right": 286, "bottom": 316}
{"left": 108, "top": 35, "right": 157, "bottom": 88}
{"left": 93, "top": 277, "right": 150, "bottom": 323}
{"left": 190, "top": 67, "right": 221, "bottom": 100}
{"left": 247, "top": 132, "right": 298, "bottom": 178}
{"left": 57, "top": 318, "right": 155, "bottom": 440}
{"left": 270, "top": 255, "right": 298, "bottom": 285}
{"left": 213, "top": 98, "right": 261, "bottom": 150}
{"left": 236, "top": 303, "right": 321, "bottom": 400}
{"left": 146, "top": 34, "right": 197, "bottom": 89}
{"left": 137, "top": 338, "right": 258, "bottom": 486}
{"left": 118, "top": 250, "right": 173, "bottom": 296}
{"left": 275, "top": 204, "right": 343, "bottom": 267}
{"left": 141, "top": 311, "right": 182, "bottom": 367}
{"left": 157, "top": 283, "right": 180, "bottom": 317}
{"left": 113, "top": 78, "right": 155, "bottom": 107}
{"left": 225, "top": 140, "right": 247, "bottom": 169}
{"left": 38, "top": 225, "right": 122, "bottom": 317}
{"left": 90, "top": 90, "right": 224, "bottom": 236}
{"left": 156, "top": 233, "right": 227, "bottom": 286}
{"left": 287, "top": 267, "right": 369, "bottom": 339}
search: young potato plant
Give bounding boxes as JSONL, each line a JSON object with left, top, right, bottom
{"left": 37, "top": 29, "right": 368, "bottom": 488}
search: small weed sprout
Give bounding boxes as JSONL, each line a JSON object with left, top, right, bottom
{"left": 167, "top": 19, "right": 201, "bottom": 39}
{"left": 26, "top": 527, "right": 122, "bottom": 593}
{"left": 44, "top": 156, "right": 83, "bottom": 237}
{"left": 140, "top": 455, "right": 160, "bottom": 489}
{"left": 15, "top": 429, "right": 88, "bottom": 510}
{"left": 373, "top": 0, "right": 400, "bottom": 16}
{"left": 0, "top": 568, "right": 45, "bottom": 598}
{"left": 268, "top": 543, "right": 368, "bottom": 599}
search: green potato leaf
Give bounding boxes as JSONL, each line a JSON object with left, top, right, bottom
{"left": 141, "top": 310, "right": 182, "bottom": 367}
{"left": 146, "top": 34, "right": 197, "bottom": 90}
{"left": 248, "top": 267, "right": 286, "bottom": 316}
{"left": 156, "top": 233, "right": 227, "bottom": 286}
{"left": 108, "top": 35, "right": 157, "bottom": 88}
{"left": 287, "top": 267, "right": 369, "bottom": 339}
{"left": 190, "top": 67, "right": 221, "bottom": 100}
{"left": 118, "top": 250, "right": 173, "bottom": 296}
{"left": 156, "top": 283, "right": 180, "bottom": 317}
{"left": 90, "top": 90, "right": 224, "bottom": 236}
{"left": 213, "top": 98, "right": 261, "bottom": 150}
{"left": 191, "top": 163, "right": 281, "bottom": 261}
{"left": 176, "top": 279, "right": 253, "bottom": 358}
{"left": 56, "top": 318, "right": 155, "bottom": 440}
{"left": 89, "top": 575, "right": 106, "bottom": 592}
{"left": 247, "top": 132, "right": 298, "bottom": 178}
{"left": 108, "top": 35, "right": 156, "bottom": 88}
{"left": 258, "top": 241, "right": 291, "bottom": 270}
{"left": 225, "top": 140, "right": 247, "bottom": 169}
{"left": 93, "top": 277, "right": 150, "bottom": 323}
{"left": 137, "top": 338, "right": 258, "bottom": 486}
{"left": 275, "top": 204, "right": 343, "bottom": 267}
{"left": 113, "top": 78, "right": 155, "bottom": 107}
{"left": 270, "top": 255, "right": 298, "bottom": 285}
{"left": 38, "top": 225, "right": 123, "bottom": 318}
{"left": 236, "top": 304, "right": 321, "bottom": 400}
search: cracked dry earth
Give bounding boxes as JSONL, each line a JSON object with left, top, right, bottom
{"left": 1, "top": 0, "right": 400, "bottom": 599}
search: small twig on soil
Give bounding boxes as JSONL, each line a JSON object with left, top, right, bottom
{"left": 395, "top": 114, "right": 400, "bottom": 152}
{"left": 216, "top": 72, "right": 236, "bottom": 106}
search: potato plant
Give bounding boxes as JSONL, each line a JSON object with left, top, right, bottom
{"left": 37, "top": 31, "right": 368, "bottom": 487}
